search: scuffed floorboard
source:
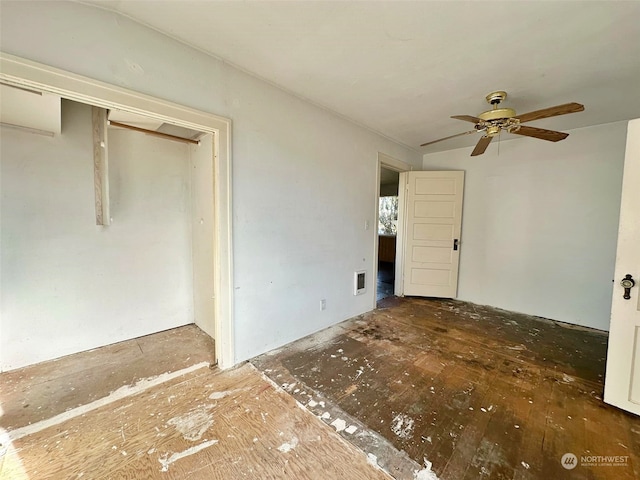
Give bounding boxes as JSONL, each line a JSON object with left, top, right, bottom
{"left": 252, "top": 297, "right": 640, "bottom": 480}
{"left": 1, "top": 363, "right": 392, "bottom": 479}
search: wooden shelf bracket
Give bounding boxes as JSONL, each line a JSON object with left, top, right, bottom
{"left": 92, "top": 106, "right": 110, "bottom": 226}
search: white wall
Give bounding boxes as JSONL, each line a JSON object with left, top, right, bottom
{"left": 0, "top": 2, "right": 421, "bottom": 365}
{"left": 0, "top": 100, "right": 194, "bottom": 370}
{"left": 422, "top": 122, "right": 627, "bottom": 330}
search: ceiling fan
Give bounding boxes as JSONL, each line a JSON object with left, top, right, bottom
{"left": 421, "top": 91, "right": 584, "bottom": 156}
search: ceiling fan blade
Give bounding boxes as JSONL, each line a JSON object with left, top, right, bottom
{"left": 420, "top": 129, "right": 476, "bottom": 147}
{"left": 516, "top": 102, "right": 584, "bottom": 124}
{"left": 451, "top": 115, "right": 482, "bottom": 123}
{"left": 512, "top": 125, "right": 569, "bottom": 142}
{"left": 471, "top": 135, "right": 492, "bottom": 156}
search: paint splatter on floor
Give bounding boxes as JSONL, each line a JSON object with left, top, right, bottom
{"left": 331, "top": 418, "right": 347, "bottom": 432}
{"left": 158, "top": 439, "right": 219, "bottom": 472}
{"left": 414, "top": 458, "right": 439, "bottom": 480}
{"left": 391, "top": 413, "right": 414, "bottom": 439}
{"left": 277, "top": 437, "right": 299, "bottom": 453}
{"left": 208, "top": 387, "right": 248, "bottom": 400}
{"left": 166, "top": 405, "right": 214, "bottom": 441}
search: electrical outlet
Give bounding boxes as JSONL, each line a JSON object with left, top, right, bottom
{"left": 364, "top": 220, "right": 370, "bottom": 230}
{"left": 320, "top": 299, "right": 326, "bottom": 311}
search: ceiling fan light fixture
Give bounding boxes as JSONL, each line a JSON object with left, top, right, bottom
{"left": 505, "top": 120, "right": 521, "bottom": 134}
{"left": 486, "top": 125, "right": 501, "bottom": 137}
{"left": 476, "top": 117, "right": 520, "bottom": 136}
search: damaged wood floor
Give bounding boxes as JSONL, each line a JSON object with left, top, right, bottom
{"left": 252, "top": 297, "right": 640, "bottom": 480}
{"left": 0, "top": 326, "right": 391, "bottom": 479}
{"left": 3, "top": 299, "right": 639, "bottom": 479}
{"left": 1, "top": 325, "right": 216, "bottom": 432}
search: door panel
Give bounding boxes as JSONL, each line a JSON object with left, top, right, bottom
{"left": 402, "top": 171, "right": 464, "bottom": 298}
{"left": 412, "top": 246, "right": 452, "bottom": 263}
{"left": 414, "top": 224, "right": 454, "bottom": 242}
{"left": 415, "top": 177, "right": 457, "bottom": 194}
{"left": 410, "top": 268, "right": 452, "bottom": 286}
{"left": 604, "top": 118, "right": 640, "bottom": 416}
{"left": 415, "top": 201, "right": 456, "bottom": 218}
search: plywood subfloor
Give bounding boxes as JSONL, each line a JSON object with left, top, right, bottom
{"left": 253, "top": 297, "right": 640, "bottom": 480}
{"left": 1, "top": 324, "right": 216, "bottom": 431}
{"left": 1, "top": 362, "right": 392, "bottom": 479}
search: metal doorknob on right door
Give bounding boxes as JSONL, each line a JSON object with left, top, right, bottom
{"left": 621, "top": 274, "right": 636, "bottom": 300}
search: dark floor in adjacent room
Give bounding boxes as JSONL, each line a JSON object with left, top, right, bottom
{"left": 253, "top": 296, "right": 640, "bottom": 480}
{"left": 377, "top": 261, "right": 395, "bottom": 301}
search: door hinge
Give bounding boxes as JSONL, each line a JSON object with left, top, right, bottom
{"left": 453, "top": 239, "right": 459, "bottom": 251}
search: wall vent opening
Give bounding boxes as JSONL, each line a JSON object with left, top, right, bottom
{"left": 354, "top": 270, "right": 366, "bottom": 296}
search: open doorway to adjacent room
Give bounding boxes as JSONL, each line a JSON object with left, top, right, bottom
{"left": 377, "top": 166, "right": 400, "bottom": 302}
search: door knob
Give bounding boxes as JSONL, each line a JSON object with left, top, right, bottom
{"left": 621, "top": 274, "right": 636, "bottom": 300}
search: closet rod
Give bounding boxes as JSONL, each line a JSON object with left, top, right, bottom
{"left": 108, "top": 120, "right": 200, "bottom": 145}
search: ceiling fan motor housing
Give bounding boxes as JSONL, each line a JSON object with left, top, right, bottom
{"left": 477, "top": 91, "right": 520, "bottom": 136}
{"left": 478, "top": 107, "right": 517, "bottom": 122}
{"left": 479, "top": 90, "right": 517, "bottom": 126}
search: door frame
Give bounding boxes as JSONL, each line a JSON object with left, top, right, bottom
{"left": 0, "top": 53, "right": 235, "bottom": 369}
{"left": 373, "top": 153, "right": 412, "bottom": 308}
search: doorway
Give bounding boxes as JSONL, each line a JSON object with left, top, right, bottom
{"left": 374, "top": 153, "right": 411, "bottom": 305}
{"left": 0, "top": 53, "right": 234, "bottom": 369}
{"left": 377, "top": 167, "right": 400, "bottom": 301}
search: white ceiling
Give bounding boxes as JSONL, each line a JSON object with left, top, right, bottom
{"left": 85, "top": 1, "right": 640, "bottom": 153}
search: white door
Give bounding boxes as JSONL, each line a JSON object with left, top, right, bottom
{"left": 400, "top": 171, "right": 464, "bottom": 298}
{"left": 604, "top": 118, "right": 640, "bottom": 416}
